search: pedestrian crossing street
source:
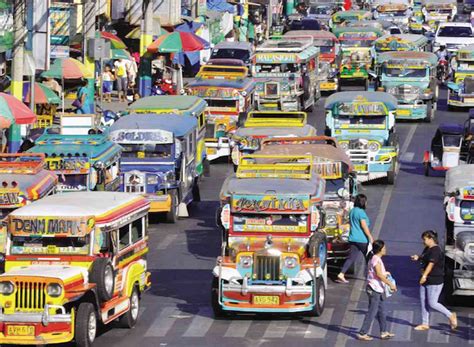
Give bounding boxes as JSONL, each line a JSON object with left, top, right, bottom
{"left": 116, "top": 303, "right": 474, "bottom": 343}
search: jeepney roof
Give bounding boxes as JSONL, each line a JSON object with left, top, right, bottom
{"left": 445, "top": 165, "right": 474, "bottom": 194}
{"left": 0, "top": 170, "right": 57, "bottom": 199}
{"left": 333, "top": 10, "right": 371, "bottom": 18}
{"left": 128, "top": 95, "right": 207, "bottom": 114}
{"left": 213, "top": 41, "right": 253, "bottom": 50}
{"left": 423, "top": 0, "right": 456, "bottom": 5}
{"left": 377, "top": 51, "right": 438, "bottom": 65}
{"left": 324, "top": 91, "right": 398, "bottom": 110}
{"left": 333, "top": 26, "right": 384, "bottom": 38}
{"left": 109, "top": 114, "right": 197, "bottom": 138}
{"left": 234, "top": 125, "right": 316, "bottom": 137}
{"left": 27, "top": 133, "right": 122, "bottom": 165}
{"left": 439, "top": 123, "right": 464, "bottom": 135}
{"left": 373, "top": 0, "right": 410, "bottom": 7}
{"left": 9, "top": 192, "right": 149, "bottom": 219}
{"left": 375, "top": 34, "right": 428, "bottom": 46}
{"left": 186, "top": 78, "right": 255, "bottom": 93}
{"left": 284, "top": 30, "right": 337, "bottom": 40}
{"left": 256, "top": 38, "right": 314, "bottom": 52}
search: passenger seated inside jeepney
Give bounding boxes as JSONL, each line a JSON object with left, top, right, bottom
{"left": 121, "top": 143, "right": 172, "bottom": 158}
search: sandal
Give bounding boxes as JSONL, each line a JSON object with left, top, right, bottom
{"left": 356, "top": 333, "right": 373, "bottom": 341}
{"left": 414, "top": 325, "right": 430, "bottom": 331}
{"left": 336, "top": 274, "right": 349, "bottom": 284}
{"left": 381, "top": 332, "right": 395, "bottom": 339}
{"left": 449, "top": 313, "right": 457, "bottom": 330}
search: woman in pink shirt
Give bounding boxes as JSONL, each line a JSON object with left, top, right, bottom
{"left": 357, "top": 240, "right": 397, "bottom": 341}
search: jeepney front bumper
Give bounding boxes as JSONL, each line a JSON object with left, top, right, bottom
{"left": 145, "top": 193, "right": 172, "bottom": 213}
{"left": 206, "top": 137, "right": 230, "bottom": 161}
{"left": 396, "top": 103, "right": 428, "bottom": 120}
{"left": 347, "top": 148, "right": 397, "bottom": 182}
{"left": 0, "top": 305, "right": 73, "bottom": 344}
{"left": 255, "top": 93, "right": 301, "bottom": 112}
{"left": 320, "top": 78, "right": 339, "bottom": 91}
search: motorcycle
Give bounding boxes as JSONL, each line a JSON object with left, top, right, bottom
{"left": 437, "top": 59, "right": 449, "bottom": 84}
{"left": 96, "top": 104, "right": 124, "bottom": 127}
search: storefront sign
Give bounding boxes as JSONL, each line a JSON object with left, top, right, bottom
{"left": 50, "top": 2, "right": 71, "bottom": 46}
{"left": 110, "top": 130, "right": 174, "bottom": 144}
{"left": 10, "top": 216, "right": 94, "bottom": 236}
{"left": 232, "top": 194, "right": 309, "bottom": 213}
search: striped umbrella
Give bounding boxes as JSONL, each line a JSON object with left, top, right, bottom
{"left": 99, "top": 31, "right": 127, "bottom": 49}
{"left": 0, "top": 93, "right": 37, "bottom": 128}
{"left": 24, "top": 83, "right": 61, "bottom": 105}
{"left": 41, "top": 58, "right": 93, "bottom": 80}
{"left": 111, "top": 48, "right": 132, "bottom": 60}
{"left": 147, "top": 31, "right": 209, "bottom": 53}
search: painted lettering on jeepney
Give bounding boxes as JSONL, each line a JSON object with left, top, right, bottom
{"left": 0, "top": 191, "right": 20, "bottom": 205}
{"left": 232, "top": 194, "right": 309, "bottom": 213}
{"left": 340, "top": 33, "right": 376, "bottom": 40}
{"left": 189, "top": 87, "right": 235, "bottom": 99}
{"left": 256, "top": 53, "right": 297, "bottom": 64}
{"left": 45, "top": 157, "right": 90, "bottom": 171}
{"left": 10, "top": 216, "right": 94, "bottom": 236}
{"left": 110, "top": 130, "right": 173, "bottom": 144}
{"left": 339, "top": 97, "right": 388, "bottom": 115}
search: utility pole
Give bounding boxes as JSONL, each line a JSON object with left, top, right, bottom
{"left": 83, "top": 0, "right": 96, "bottom": 113}
{"left": 9, "top": 0, "right": 26, "bottom": 153}
{"left": 139, "top": 0, "right": 153, "bottom": 97}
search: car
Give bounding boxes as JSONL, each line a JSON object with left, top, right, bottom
{"left": 433, "top": 22, "right": 474, "bottom": 53}
{"left": 210, "top": 41, "right": 254, "bottom": 69}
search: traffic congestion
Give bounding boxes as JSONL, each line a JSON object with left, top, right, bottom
{"left": 0, "top": 0, "right": 472, "bottom": 346}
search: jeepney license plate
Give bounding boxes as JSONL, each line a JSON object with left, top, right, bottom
{"left": 397, "top": 109, "right": 411, "bottom": 116}
{"left": 354, "top": 164, "right": 368, "bottom": 171}
{"left": 6, "top": 325, "right": 35, "bottom": 336}
{"left": 253, "top": 296, "right": 280, "bottom": 305}
{"left": 206, "top": 148, "right": 217, "bottom": 155}
{"left": 320, "top": 82, "right": 335, "bottom": 89}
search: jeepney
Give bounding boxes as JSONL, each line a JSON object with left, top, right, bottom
{"left": 308, "top": 0, "right": 340, "bottom": 29}
{"left": 213, "top": 155, "right": 328, "bottom": 316}
{"left": 444, "top": 165, "right": 474, "bottom": 300}
{"left": 109, "top": 114, "right": 200, "bottom": 223}
{"left": 333, "top": 27, "right": 384, "bottom": 89}
{"left": 0, "top": 154, "right": 57, "bottom": 218}
{"left": 128, "top": 95, "right": 208, "bottom": 175}
{"left": 27, "top": 132, "right": 122, "bottom": 193}
{"left": 186, "top": 66, "right": 256, "bottom": 161}
{"left": 410, "top": 6, "right": 425, "bottom": 34}
{"left": 256, "top": 136, "right": 358, "bottom": 263}
{"left": 376, "top": 51, "right": 438, "bottom": 122}
{"left": 422, "top": 0, "right": 457, "bottom": 33}
{"left": 252, "top": 38, "right": 320, "bottom": 111}
{"left": 329, "top": 10, "right": 372, "bottom": 30}
{"left": 448, "top": 44, "right": 474, "bottom": 108}
{"left": 325, "top": 92, "right": 399, "bottom": 184}
{"left": 0, "top": 192, "right": 151, "bottom": 346}
{"left": 210, "top": 41, "right": 255, "bottom": 70}
{"left": 230, "top": 111, "right": 317, "bottom": 167}
{"left": 372, "top": 0, "right": 411, "bottom": 32}
{"left": 374, "top": 34, "right": 430, "bottom": 62}
{"left": 284, "top": 30, "right": 340, "bottom": 92}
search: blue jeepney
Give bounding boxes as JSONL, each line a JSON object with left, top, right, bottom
{"left": 376, "top": 51, "right": 438, "bottom": 122}
{"left": 325, "top": 92, "right": 399, "bottom": 184}
{"left": 109, "top": 114, "right": 200, "bottom": 223}
{"left": 373, "top": 34, "right": 430, "bottom": 63}
{"left": 447, "top": 45, "right": 474, "bottom": 108}
{"left": 27, "top": 132, "right": 122, "bottom": 192}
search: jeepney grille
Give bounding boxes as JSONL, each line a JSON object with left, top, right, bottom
{"left": 255, "top": 255, "right": 280, "bottom": 281}
{"left": 14, "top": 281, "right": 46, "bottom": 311}
{"left": 395, "top": 85, "right": 419, "bottom": 102}
{"left": 125, "top": 172, "right": 145, "bottom": 193}
{"left": 348, "top": 149, "right": 369, "bottom": 163}
{"left": 349, "top": 139, "right": 368, "bottom": 150}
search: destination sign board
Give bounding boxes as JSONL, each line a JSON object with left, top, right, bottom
{"left": 10, "top": 216, "right": 94, "bottom": 237}
{"left": 231, "top": 194, "right": 309, "bottom": 213}
{"left": 110, "top": 130, "right": 174, "bottom": 144}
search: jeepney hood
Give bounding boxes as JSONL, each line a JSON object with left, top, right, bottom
{"left": 1, "top": 264, "right": 88, "bottom": 283}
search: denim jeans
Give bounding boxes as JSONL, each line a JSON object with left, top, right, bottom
{"left": 360, "top": 287, "right": 387, "bottom": 335}
{"left": 341, "top": 242, "right": 368, "bottom": 274}
{"left": 419, "top": 284, "right": 452, "bottom": 325}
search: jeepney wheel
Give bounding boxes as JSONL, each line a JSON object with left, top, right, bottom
{"left": 445, "top": 217, "right": 454, "bottom": 245}
{"left": 424, "top": 101, "right": 433, "bottom": 123}
{"left": 192, "top": 179, "right": 201, "bottom": 202}
{"left": 442, "top": 258, "right": 456, "bottom": 305}
{"left": 203, "top": 159, "right": 211, "bottom": 177}
{"left": 386, "top": 162, "right": 396, "bottom": 185}
{"left": 308, "top": 232, "right": 327, "bottom": 268}
{"left": 309, "top": 277, "right": 326, "bottom": 317}
{"left": 75, "top": 302, "right": 97, "bottom": 347}
{"left": 119, "top": 286, "right": 140, "bottom": 328}
{"left": 424, "top": 162, "right": 430, "bottom": 177}
{"left": 165, "top": 190, "right": 179, "bottom": 223}
{"left": 90, "top": 258, "right": 115, "bottom": 302}
{"left": 211, "top": 277, "right": 226, "bottom": 318}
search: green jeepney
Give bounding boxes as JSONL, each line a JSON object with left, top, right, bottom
{"left": 447, "top": 44, "right": 474, "bottom": 108}
{"left": 329, "top": 10, "right": 372, "bottom": 30}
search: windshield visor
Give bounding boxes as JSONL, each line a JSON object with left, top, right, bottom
{"left": 11, "top": 235, "right": 90, "bottom": 255}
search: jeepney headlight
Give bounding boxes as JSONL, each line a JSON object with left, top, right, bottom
{"left": 284, "top": 256, "right": 298, "bottom": 269}
{"left": 325, "top": 214, "right": 338, "bottom": 227}
{"left": 239, "top": 255, "right": 253, "bottom": 268}
{"left": 0, "top": 281, "right": 14, "bottom": 295}
{"left": 94, "top": 161, "right": 104, "bottom": 169}
{"left": 368, "top": 142, "right": 380, "bottom": 152}
{"left": 338, "top": 141, "right": 349, "bottom": 151}
{"left": 46, "top": 283, "right": 62, "bottom": 298}
{"left": 147, "top": 175, "right": 158, "bottom": 185}
{"left": 241, "top": 91, "right": 247, "bottom": 97}
{"left": 387, "top": 86, "right": 397, "bottom": 94}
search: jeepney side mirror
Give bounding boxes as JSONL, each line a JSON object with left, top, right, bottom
{"left": 368, "top": 70, "right": 377, "bottom": 79}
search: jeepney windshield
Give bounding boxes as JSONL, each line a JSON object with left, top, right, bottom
{"left": 335, "top": 115, "right": 387, "bottom": 127}
{"left": 255, "top": 63, "right": 300, "bottom": 74}
{"left": 211, "top": 49, "right": 250, "bottom": 61}
{"left": 340, "top": 39, "right": 375, "bottom": 48}
{"left": 232, "top": 213, "right": 309, "bottom": 233}
{"left": 10, "top": 235, "right": 90, "bottom": 255}
{"left": 383, "top": 66, "right": 427, "bottom": 78}
{"left": 460, "top": 200, "right": 474, "bottom": 221}
{"left": 427, "top": 8, "right": 452, "bottom": 14}
{"left": 310, "top": 5, "right": 332, "bottom": 14}
{"left": 121, "top": 143, "right": 173, "bottom": 158}
{"left": 442, "top": 135, "right": 462, "bottom": 147}
{"left": 58, "top": 174, "right": 88, "bottom": 191}
{"left": 325, "top": 178, "right": 346, "bottom": 195}
{"left": 204, "top": 99, "right": 238, "bottom": 108}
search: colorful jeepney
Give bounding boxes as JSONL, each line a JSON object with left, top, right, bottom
{"left": 186, "top": 67, "right": 256, "bottom": 161}
{"left": 376, "top": 51, "right": 438, "bottom": 122}
{"left": 325, "top": 92, "right": 399, "bottom": 184}
{"left": 27, "top": 133, "right": 122, "bottom": 193}
{"left": 213, "top": 155, "right": 328, "bottom": 316}
{"left": 448, "top": 44, "right": 474, "bottom": 108}
{"left": 284, "top": 30, "right": 340, "bottom": 92}
{"left": 374, "top": 34, "right": 429, "bottom": 62}
{"left": 230, "top": 111, "right": 317, "bottom": 167}
{"left": 256, "top": 137, "right": 357, "bottom": 263}
{"left": 372, "top": 0, "right": 412, "bottom": 32}
{"left": 0, "top": 154, "right": 57, "bottom": 218}
{"left": 329, "top": 10, "right": 372, "bottom": 30}
{"left": 128, "top": 95, "right": 209, "bottom": 175}
{"left": 333, "top": 27, "right": 384, "bottom": 89}
{"left": 422, "top": 0, "right": 457, "bottom": 33}
{"left": 109, "top": 114, "right": 200, "bottom": 223}
{"left": 409, "top": 6, "right": 425, "bottom": 34}
{"left": 252, "top": 38, "right": 320, "bottom": 111}
{"left": 0, "top": 192, "right": 150, "bottom": 346}
{"left": 308, "top": 0, "right": 341, "bottom": 29}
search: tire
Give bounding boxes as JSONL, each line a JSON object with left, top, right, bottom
{"left": 119, "top": 286, "right": 140, "bottom": 328}
{"left": 203, "top": 159, "right": 211, "bottom": 177}
{"left": 445, "top": 217, "right": 454, "bottom": 246}
{"left": 192, "top": 179, "right": 201, "bottom": 202}
{"left": 308, "top": 232, "right": 327, "bottom": 268}
{"left": 165, "top": 190, "right": 179, "bottom": 223}
{"left": 75, "top": 303, "right": 97, "bottom": 347}
{"left": 386, "top": 169, "right": 395, "bottom": 185}
{"left": 89, "top": 259, "right": 115, "bottom": 302}
{"left": 443, "top": 258, "right": 456, "bottom": 305}
{"left": 211, "top": 277, "right": 226, "bottom": 318}
{"left": 309, "top": 277, "right": 326, "bottom": 317}
{"left": 324, "top": 127, "right": 331, "bottom": 136}
{"left": 424, "top": 162, "right": 430, "bottom": 177}
{"left": 424, "top": 101, "right": 433, "bottom": 123}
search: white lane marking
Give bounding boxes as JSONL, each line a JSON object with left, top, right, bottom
{"left": 304, "top": 308, "right": 335, "bottom": 339}
{"left": 262, "top": 320, "right": 291, "bottom": 338}
{"left": 182, "top": 307, "right": 214, "bottom": 337}
{"left": 224, "top": 320, "right": 252, "bottom": 338}
{"left": 144, "top": 306, "right": 181, "bottom": 337}
{"left": 469, "top": 314, "right": 474, "bottom": 344}
{"left": 427, "top": 313, "right": 450, "bottom": 344}
{"left": 335, "top": 124, "right": 418, "bottom": 346}
{"left": 156, "top": 234, "right": 178, "bottom": 250}
{"left": 400, "top": 152, "right": 415, "bottom": 163}
{"left": 391, "top": 310, "right": 413, "bottom": 342}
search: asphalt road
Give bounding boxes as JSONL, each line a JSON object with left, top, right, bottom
{"left": 93, "top": 87, "right": 474, "bottom": 347}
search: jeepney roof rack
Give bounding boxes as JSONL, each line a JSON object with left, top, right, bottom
{"left": 244, "top": 111, "right": 307, "bottom": 127}
{"left": 257, "top": 38, "right": 314, "bottom": 52}
{"left": 0, "top": 153, "right": 45, "bottom": 174}
{"left": 261, "top": 136, "right": 338, "bottom": 148}
{"left": 196, "top": 65, "right": 248, "bottom": 80}
{"left": 236, "top": 154, "right": 313, "bottom": 179}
